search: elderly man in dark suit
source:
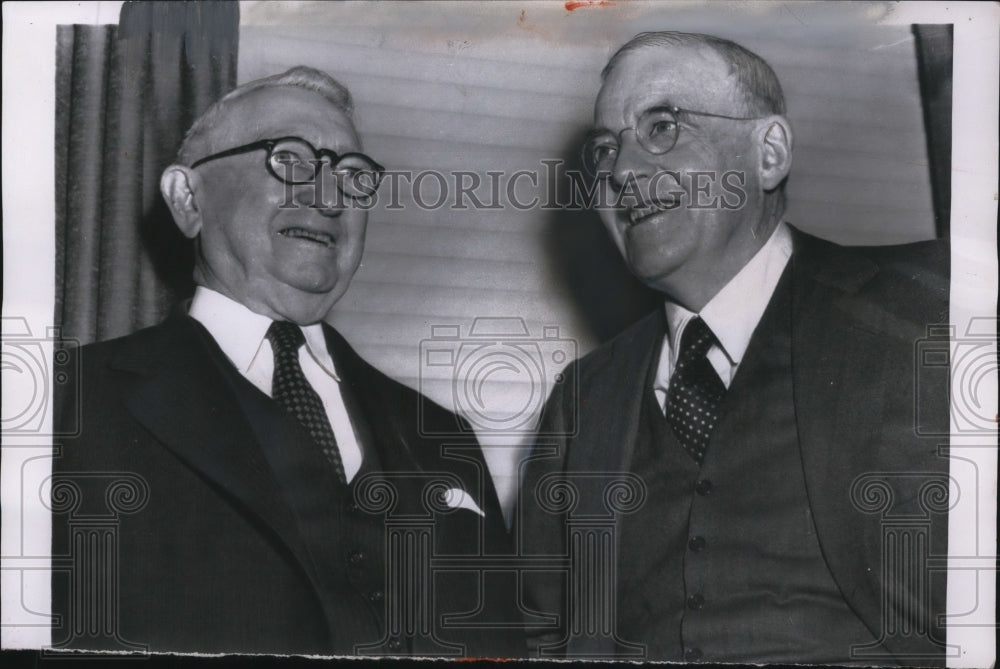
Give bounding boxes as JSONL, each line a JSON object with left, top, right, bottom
{"left": 520, "top": 32, "right": 950, "bottom": 664}
{"left": 53, "top": 66, "right": 522, "bottom": 657}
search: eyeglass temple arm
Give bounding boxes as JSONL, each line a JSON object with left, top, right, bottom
{"left": 189, "top": 139, "right": 275, "bottom": 169}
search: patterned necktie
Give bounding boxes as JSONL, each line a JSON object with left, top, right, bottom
{"left": 665, "top": 317, "right": 727, "bottom": 464}
{"left": 266, "top": 320, "right": 347, "bottom": 484}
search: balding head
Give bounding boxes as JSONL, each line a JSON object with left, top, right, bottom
{"left": 175, "top": 66, "right": 354, "bottom": 167}
{"left": 602, "top": 32, "right": 786, "bottom": 118}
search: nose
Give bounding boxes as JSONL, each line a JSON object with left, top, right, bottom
{"left": 314, "top": 193, "right": 346, "bottom": 217}
{"left": 609, "top": 130, "right": 655, "bottom": 192}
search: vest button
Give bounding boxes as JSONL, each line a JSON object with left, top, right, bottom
{"left": 388, "top": 637, "right": 402, "bottom": 651}
{"left": 368, "top": 590, "right": 384, "bottom": 602}
{"left": 688, "top": 535, "right": 706, "bottom": 552}
{"left": 347, "top": 501, "right": 361, "bottom": 514}
{"left": 694, "top": 479, "right": 713, "bottom": 496}
{"left": 348, "top": 550, "right": 366, "bottom": 565}
{"left": 687, "top": 593, "right": 705, "bottom": 609}
{"left": 684, "top": 647, "right": 703, "bottom": 661}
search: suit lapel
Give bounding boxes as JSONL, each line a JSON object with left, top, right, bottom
{"left": 557, "top": 312, "right": 663, "bottom": 657}
{"left": 565, "top": 311, "right": 665, "bottom": 516}
{"left": 321, "top": 324, "right": 426, "bottom": 514}
{"left": 789, "top": 229, "right": 891, "bottom": 643}
{"left": 321, "top": 323, "right": 509, "bottom": 532}
{"left": 113, "top": 316, "right": 323, "bottom": 590}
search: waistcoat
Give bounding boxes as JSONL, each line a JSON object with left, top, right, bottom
{"left": 617, "top": 273, "right": 879, "bottom": 663}
{"left": 208, "top": 336, "right": 396, "bottom": 654}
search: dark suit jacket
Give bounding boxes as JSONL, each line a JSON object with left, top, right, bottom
{"left": 52, "top": 314, "right": 524, "bottom": 657}
{"left": 518, "top": 228, "right": 951, "bottom": 662}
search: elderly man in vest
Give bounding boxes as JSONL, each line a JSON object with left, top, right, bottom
{"left": 54, "top": 66, "right": 523, "bottom": 657}
{"left": 520, "top": 32, "right": 949, "bottom": 664}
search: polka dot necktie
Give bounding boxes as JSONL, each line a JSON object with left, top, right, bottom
{"left": 665, "top": 317, "right": 726, "bottom": 464}
{"left": 266, "top": 321, "right": 347, "bottom": 484}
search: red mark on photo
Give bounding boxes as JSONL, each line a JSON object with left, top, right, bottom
{"left": 565, "top": 0, "right": 614, "bottom": 11}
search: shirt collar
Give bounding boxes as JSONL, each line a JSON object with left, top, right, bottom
{"left": 664, "top": 221, "right": 793, "bottom": 365}
{"left": 188, "top": 286, "right": 340, "bottom": 381}
{"left": 301, "top": 323, "right": 340, "bottom": 382}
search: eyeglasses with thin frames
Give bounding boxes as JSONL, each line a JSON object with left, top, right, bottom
{"left": 582, "top": 105, "right": 765, "bottom": 178}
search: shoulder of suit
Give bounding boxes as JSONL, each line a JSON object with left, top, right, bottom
{"left": 793, "top": 227, "right": 948, "bottom": 281}
{"left": 321, "top": 322, "right": 418, "bottom": 400}
{"left": 66, "top": 315, "right": 196, "bottom": 374}
{"left": 792, "top": 228, "right": 949, "bottom": 332}
{"left": 321, "top": 322, "right": 472, "bottom": 433}
{"left": 848, "top": 237, "right": 949, "bottom": 281}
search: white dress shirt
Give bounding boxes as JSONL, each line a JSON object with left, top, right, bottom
{"left": 189, "top": 286, "right": 363, "bottom": 482}
{"left": 653, "top": 222, "right": 793, "bottom": 413}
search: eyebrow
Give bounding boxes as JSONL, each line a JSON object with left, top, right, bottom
{"left": 591, "top": 99, "right": 683, "bottom": 134}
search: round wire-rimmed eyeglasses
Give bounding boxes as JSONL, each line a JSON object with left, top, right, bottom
{"left": 582, "top": 105, "right": 765, "bottom": 178}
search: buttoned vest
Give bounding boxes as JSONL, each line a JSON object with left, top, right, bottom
{"left": 617, "top": 273, "right": 880, "bottom": 663}
{"left": 207, "top": 336, "right": 395, "bottom": 654}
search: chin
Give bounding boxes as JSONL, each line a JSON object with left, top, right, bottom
{"left": 267, "top": 288, "right": 345, "bottom": 326}
{"left": 626, "top": 252, "right": 681, "bottom": 287}
{"left": 282, "top": 267, "right": 342, "bottom": 294}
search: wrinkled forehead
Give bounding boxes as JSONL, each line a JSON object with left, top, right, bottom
{"left": 209, "top": 85, "right": 360, "bottom": 154}
{"left": 595, "top": 43, "right": 741, "bottom": 128}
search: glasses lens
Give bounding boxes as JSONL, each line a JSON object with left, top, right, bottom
{"left": 269, "top": 139, "right": 317, "bottom": 183}
{"left": 582, "top": 134, "right": 618, "bottom": 178}
{"left": 330, "top": 154, "right": 383, "bottom": 198}
{"left": 636, "top": 108, "right": 679, "bottom": 155}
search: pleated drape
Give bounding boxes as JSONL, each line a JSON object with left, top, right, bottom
{"left": 55, "top": 1, "right": 238, "bottom": 345}
{"left": 912, "top": 24, "right": 953, "bottom": 240}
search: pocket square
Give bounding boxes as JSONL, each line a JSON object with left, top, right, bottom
{"left": 441, "top": 488, "right": 485, "bottom": 517}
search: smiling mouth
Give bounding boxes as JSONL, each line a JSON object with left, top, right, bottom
{"left": 627, "top": 198, "right": 682, "bottom": 226}
{"left": 278, "top": 227, "right": 336, "bottom": 248}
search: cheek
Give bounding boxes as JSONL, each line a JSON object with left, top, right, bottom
{"left": 338, "top": 213, "right": 369, "bottom": 261}
{"left": 718, "top": 139, "right": 759, "bottom": 184}
{"left": 672, "top": 134, "right": 746, "bottom": 175}
{"left": 203, "top": 177, "right": 281, "bottom": 229}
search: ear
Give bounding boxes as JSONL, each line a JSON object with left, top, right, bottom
{"left": 160, "top": 165, "right": 203, "bottom": 239}
{"left": 758, "top": 116, "right": 793, "bottom": 191}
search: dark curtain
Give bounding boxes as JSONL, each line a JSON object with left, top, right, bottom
{"left": 55, "top": 1, "right": 239, "bottom": 346}
{"left": 912, "top": 24, "right": 953, "bottom": 240}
